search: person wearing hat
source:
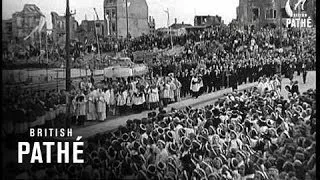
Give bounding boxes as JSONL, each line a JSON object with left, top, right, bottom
{"left": 228, "top": 130, "right": 242, "bottom": 152}
{"left": 155, "top": 140, "right": 169, "bottom": 164}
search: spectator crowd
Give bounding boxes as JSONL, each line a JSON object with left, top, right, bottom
{"left": 10, "top": 85, "right": 316, "bottom": 180}
{"left": 2, "top": 25, "right": 315, "bottom": 69}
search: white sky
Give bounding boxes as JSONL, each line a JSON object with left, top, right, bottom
{"left": 2, "top": 0, "right": 239, "bottom": 29}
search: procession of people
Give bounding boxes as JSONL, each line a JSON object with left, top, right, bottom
{"left": 1, "top": 18, "right": 317, "bottom": 180}
{"left": 2, "top": 25, "right": 315, "bottom": 130}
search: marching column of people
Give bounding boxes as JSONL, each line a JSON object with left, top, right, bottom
{"left": 70, "top": 74, "right": 184, "bottom": 125}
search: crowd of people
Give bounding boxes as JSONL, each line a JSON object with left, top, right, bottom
{"left": 2, "top": 42, "right": 314, "bottom": 131}
{"left": 2, "top": 24, "right": 316, "bottom": 179}
{"left": 2, "top": 22, "right": 316, "bottom": 134}
{"left": 10, "top": 84, "right": 316, "bottom": 179}
{"left": 2, "top": 88, "right": 67, "bottom": 135}
{"left": 2, "top": 25, "right": 315, "bottom": 69}
{"left": 66, "top": 49, "right": 291, "bottom": 126}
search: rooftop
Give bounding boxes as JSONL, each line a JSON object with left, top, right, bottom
{"left": 14, "top": 4, "right": 44, "bottom": 17}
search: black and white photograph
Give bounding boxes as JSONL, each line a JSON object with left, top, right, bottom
{"left": 1, "top": 0, "right": 317, "bottom": 179}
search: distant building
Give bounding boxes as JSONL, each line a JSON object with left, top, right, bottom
{"left": 2, "top": 19, "right": 13, "bottom": 44}
{"left": 148, "top": 16, "right": 155, "bottom": 35}
{"left": 11, "top": 4, "right": 46, "bottom": 42}
{"left": 170, "top": 18, "right": 192, "bottom": 36}
{"left": 194, "top": 15, "right": 223, "bottom": 27}
{"left": 170, "top": 18, "right": 192, "bottom": 29}
{"left": 77, "top": 20, "right": 106, "bottom": 43}
{"left": 155, "top": 27, "right": 169, "bottom": 36}
{"left": 237, "top": 0, "right": 315, "bottom": 29}
{"left": 104, "top": 0, "right": 149, "bottom": 38}
{"left": 51, "top": 12, "right": 78, "bottom": 43}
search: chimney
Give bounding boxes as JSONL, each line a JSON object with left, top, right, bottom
{"left": 175, "top": 18, "right": 177, "bottom": 24}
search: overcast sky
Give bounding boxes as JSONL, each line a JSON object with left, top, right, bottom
{"left": 2, "top": 0, "right": 239, "bottom": 29}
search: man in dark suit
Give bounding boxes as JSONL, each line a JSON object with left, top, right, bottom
{"left": 302, "top": 62, "right": 308, "bottom": 84}
{"left": 209, "top": 67, "right": 216, "bottom": 92}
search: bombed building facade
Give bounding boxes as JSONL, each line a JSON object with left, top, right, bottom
{"left": 104, "top": 0, "right": 149, "bottom": 38}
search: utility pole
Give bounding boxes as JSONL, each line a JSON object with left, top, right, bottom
{"left": 126, "top": 0, "right": 129, "bottom": 39}
{"left": 279, "top": 0, "right": 283, "bottom": 48}
{"left": 93, "top": 8, "right": 102, "bottom": 70}
{"left": 66, "top": 0, "right": 71, "bottom": 91}
{"left": 65, "top": 0, "right": 76, "bottom": 128}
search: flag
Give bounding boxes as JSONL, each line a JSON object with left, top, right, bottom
{"left": 24, "top": 15, "right": 46, "bottom": 40}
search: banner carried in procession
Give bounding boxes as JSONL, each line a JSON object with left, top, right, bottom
{"left": 104, "top": 56, "right": 148, "bottom": 78}
{"left": 132, "top": 65, "right": 149, "bottom": 76}
{"left": 104, "top": 67, "right": 133, "bottom": 78}
{"left": 24, "top": 15, "right": 46, "bottom": 40}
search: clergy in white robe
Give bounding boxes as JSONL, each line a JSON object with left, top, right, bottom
{"left": 96, "top": 90, "right": 106, "bottom": 121}
{"left": 86, "top": 93, "right": 97, "bottom": 121}
{"left": 148, "top": 85, "right": 159, "bottom": 110}
{"left": 169, "top": 79, "right": 176, "bottom": 102}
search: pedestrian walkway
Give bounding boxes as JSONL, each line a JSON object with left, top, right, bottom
{"left": 72, "top": 82, "right": 257, "bottom": 139}
{"left": 280, "top": 71, "right": 316, "bottom": 98}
